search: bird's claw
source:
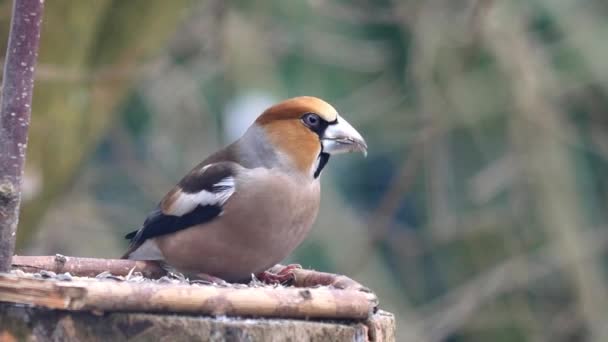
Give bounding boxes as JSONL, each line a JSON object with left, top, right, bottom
{"left": 190, "top": 272, "right": 229, "bottom": 286}
{"left": 256, "top": 264, "right": 302, "bottom": 285}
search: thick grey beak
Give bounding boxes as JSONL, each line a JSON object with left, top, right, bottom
{"left": 321, "top": 114, "right": 368, "bottom": 156}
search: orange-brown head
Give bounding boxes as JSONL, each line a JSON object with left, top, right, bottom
{"left": 253, "top": 96, "right": 367, "bottom": 178}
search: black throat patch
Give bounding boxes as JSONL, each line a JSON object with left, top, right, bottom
{"left": 314, "top": 152, "right": 330, "bottom": 178}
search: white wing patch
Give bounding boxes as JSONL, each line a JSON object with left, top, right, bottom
{"left": 169, "top": 176, "right": 235, "bottom": 216}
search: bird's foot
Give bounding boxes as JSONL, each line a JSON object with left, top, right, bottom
{"left": 166, "top": 271, "right": 188, "bottom": 282}
{"left": 189, "top": 272, "right": 229, "bottom": 286}
{"left": 160, "top": 262, "right": 228, "bottom": 286}
{"left": 256, "top": 264, "right": 302, "bottom": 285}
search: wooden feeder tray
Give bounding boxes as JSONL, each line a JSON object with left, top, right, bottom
{"left": 0, "top": 255, "right": 394, "bottom": 341}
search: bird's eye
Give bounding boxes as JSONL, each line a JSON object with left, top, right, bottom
{"left": 302, "top": 113, "right": 321, "bottom": 129}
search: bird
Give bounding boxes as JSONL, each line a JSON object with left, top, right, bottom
{"left": 122, "top": 96, "right": 367, "bottom": 283}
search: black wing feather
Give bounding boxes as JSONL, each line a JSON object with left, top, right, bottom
{"left": 124, "top": 162, "right": 236, "bottom": 249}
{"left": 125, "top": 204, "right": 222, "bottom": 244}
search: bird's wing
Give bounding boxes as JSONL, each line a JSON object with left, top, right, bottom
{"left": 123, "top": 162, "right": 236, "bottom": 259}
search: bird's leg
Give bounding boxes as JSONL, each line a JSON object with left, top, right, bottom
{"left": 189, "top": 272, "right": 229, "bottom": 286}
{"left": 160, "top": 262, "right": 228, "bottom": 285}
{"left": 256, "top": 264, "right": 302, "bottom": 285}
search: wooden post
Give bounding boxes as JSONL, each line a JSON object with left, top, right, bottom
{"left": 0, "top": 304, "right": 396, "bottom": 341}
{"left": 0, "top": 0, "right": 44, "bottom": 272}
{"left": 1, "top": 259, "right": 395, "bottom": 341}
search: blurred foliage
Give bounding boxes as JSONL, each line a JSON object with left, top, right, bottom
{"left": 0, "top": 0, "right": 195, "bottom": 246}
{"left": 3, "top": 0, "right": 608, "bottom": 341}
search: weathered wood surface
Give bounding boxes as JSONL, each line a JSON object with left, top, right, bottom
{"left": 1, "top": 258, "right": 395, "bottom": 340}
{"left": 0, "top": 304, "right": 395, "bottom": 341}
{"left": 11, "top": 255, "right": 371, "bottom": 291}
{"left": 12, "top": 255, "right": 166, "bottom": 279}
{"left": 0, "top": 273, "right": 375, "bottom": 320}
{"left": 0, "top": 0, "right": 45, "bottom": 272}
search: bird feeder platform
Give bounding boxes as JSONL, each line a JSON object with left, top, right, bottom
{"left": 0, "top": 255, "right": 395, "bottom": 341}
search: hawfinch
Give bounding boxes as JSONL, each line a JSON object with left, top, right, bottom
{"left": 123, "top": 96, "right": 367, "bottom": 282}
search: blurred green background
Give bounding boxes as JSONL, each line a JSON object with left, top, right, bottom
{"left": 3, "top": 0, "right": 608, "bottom": 340}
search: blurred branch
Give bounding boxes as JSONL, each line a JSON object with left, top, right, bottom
{"left": 468, "top": 154, "right": 517, "bottom": 205}
{"left": 0, "top": 57, "right": 169, "bottom": 83}
{"left": 308, "top": 0, "right": 406, "bottom": 25}
{"left": 14, "top": 0, "right": 199, "bottom": 249}
{"left": 419, "top": 227, "right": 608, "bottom": 342}
{"left": 0, "top": 0, "right": 44, "bottom": 272}
{"left": 537, "top": 0, "right": 608, "bottom": 91}
{"left": 336, "top": 74, "right": 410, "bottom": 127}
{"left": 408, "top": 2, "right": 463, "bottom": 239}
{"left": 546, "top": 309, "right": 583, "bottom": 342}
{"left": 370, "top": 127, "right": 434, "bottom": 241}
{"left": 299, "top": 28, "right": 393, "bottom": 72}
{"left": 428, "top": 207, "right": 513, "bottom": 243}
{"left": 346, "top": 126, "right": 433, "bottom": 275}
{"left": 482, "top": 2, "right": 608, "bottom": 340}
